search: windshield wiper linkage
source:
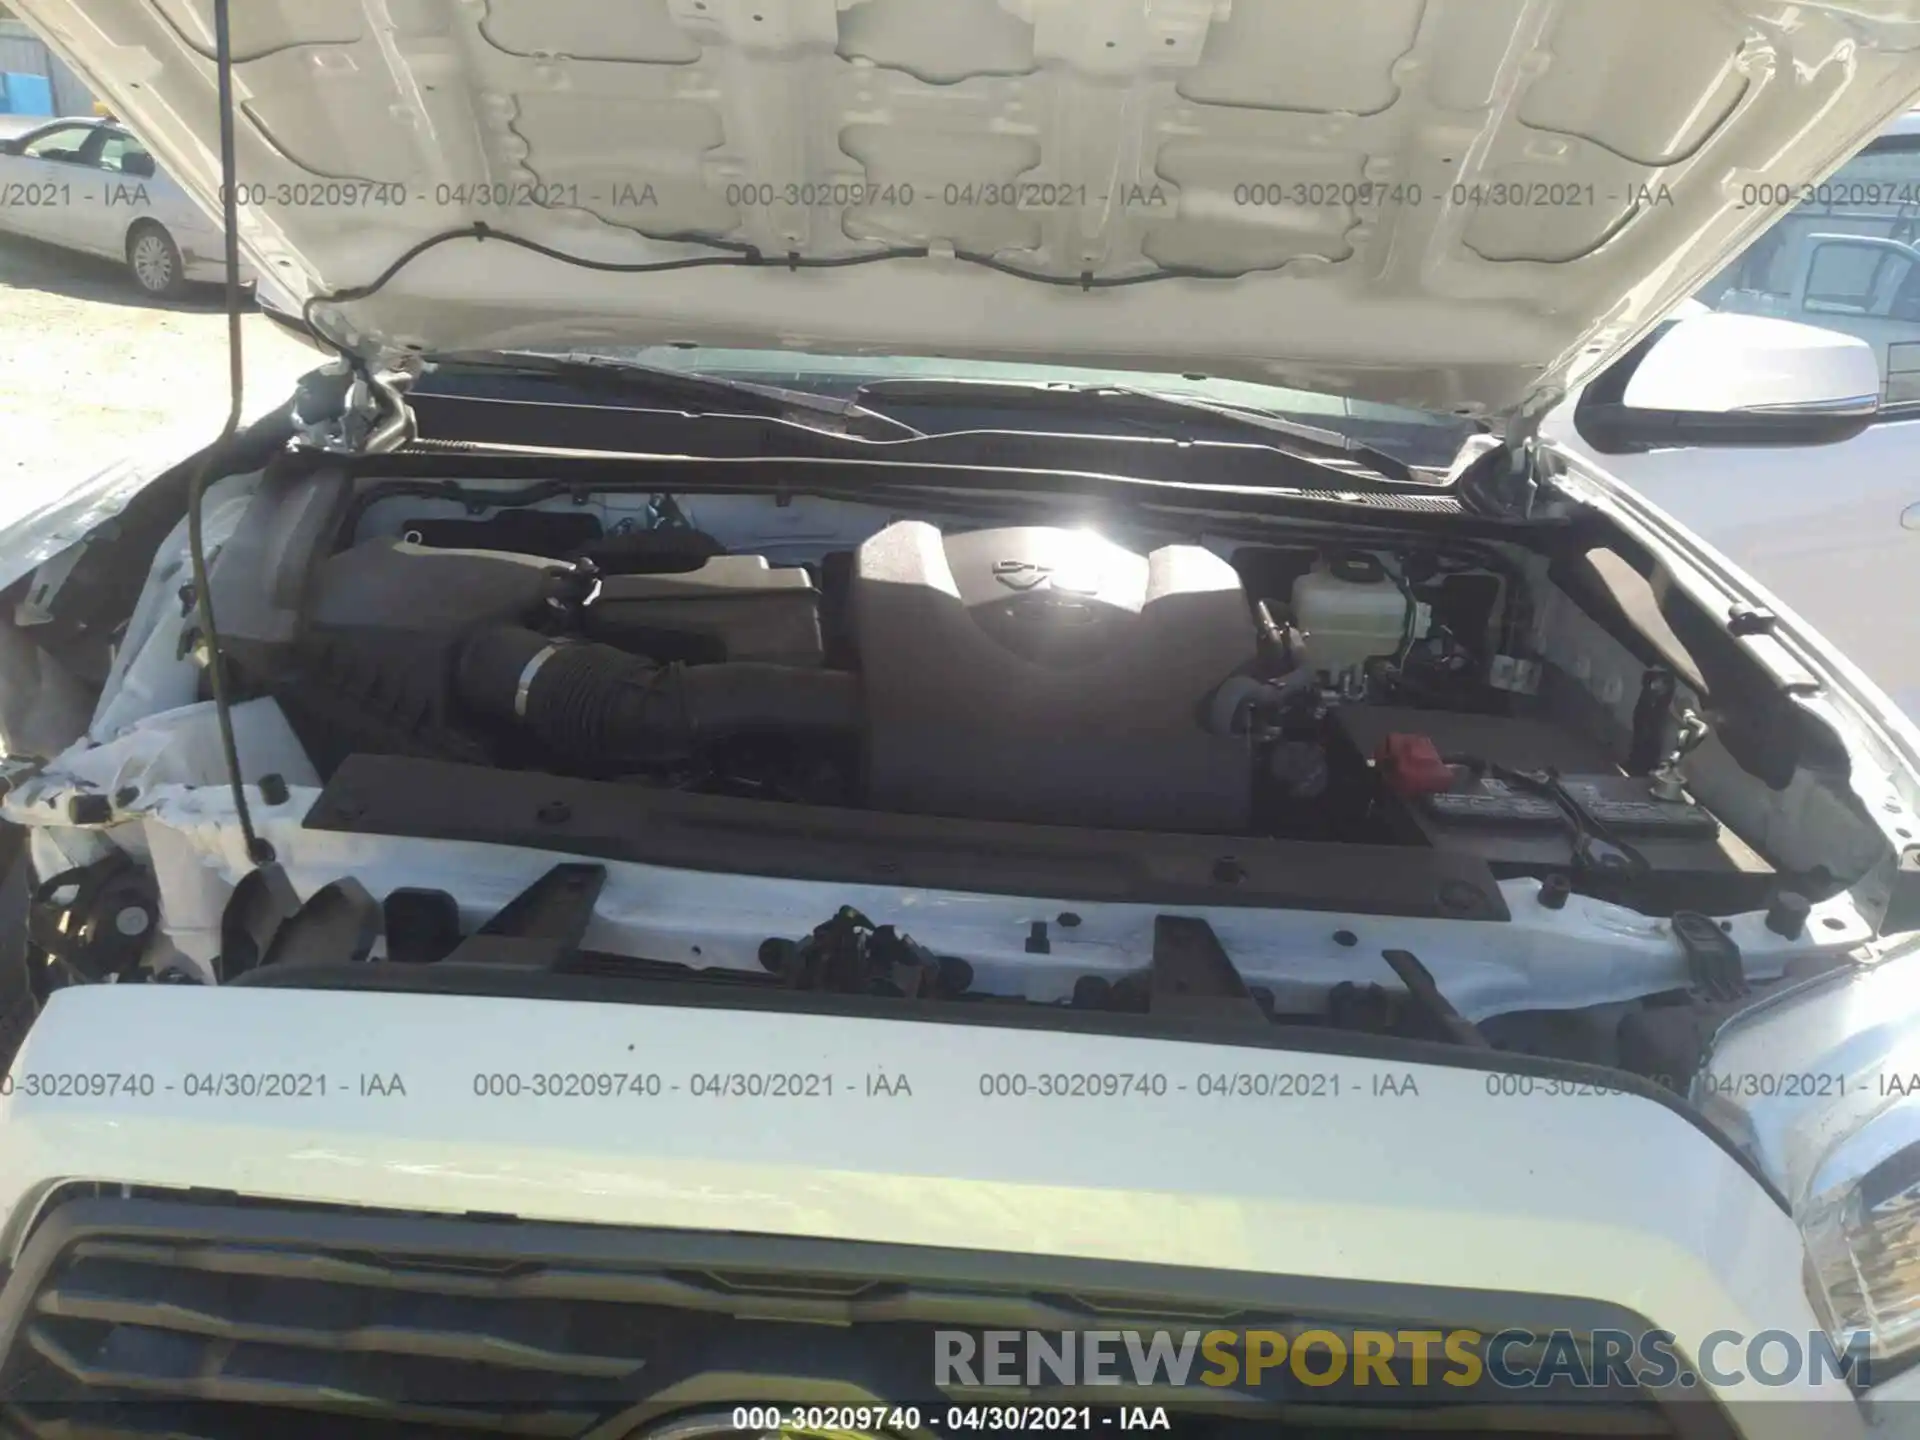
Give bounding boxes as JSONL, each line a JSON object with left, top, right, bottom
{"left": 850, "top": 376, "right": 1419, "bottom": 484}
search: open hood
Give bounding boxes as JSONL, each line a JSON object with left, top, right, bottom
{"left": 17, "top": 0, "right": 1920, "bottom": 420}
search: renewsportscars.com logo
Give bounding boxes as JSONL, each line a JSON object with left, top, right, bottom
{"left": 934, "top": 1326, "right": 1874, "bottom": 1394}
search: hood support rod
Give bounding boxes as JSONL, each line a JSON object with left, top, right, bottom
{"left": 183, "top": 0, "right": 269, "bottom": 867}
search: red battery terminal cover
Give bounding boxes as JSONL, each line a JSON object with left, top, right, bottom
{"left": 1375, "top": 732, "right": 1456, "bottom": 798}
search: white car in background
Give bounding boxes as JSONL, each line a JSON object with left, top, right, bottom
{"left": 0, "top": 114, "right": 253, "bottom": 298}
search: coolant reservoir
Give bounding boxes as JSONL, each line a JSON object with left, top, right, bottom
{"left": 1290, "top": 552, "right": 1407, "bottom": 678}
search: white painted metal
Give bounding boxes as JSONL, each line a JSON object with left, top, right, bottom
{"left": 1622, "top": 313, "right": 1882, "bottom": 416}
{"left": 0, "top": 982, "right": 1865, "bottom": 1436}
{"left": 16, "top": 0, "right": 1920, "bottom": 415}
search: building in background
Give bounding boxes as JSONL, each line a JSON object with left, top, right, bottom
{"left": 0, "top": 4, "right": 95, "bottom": 116}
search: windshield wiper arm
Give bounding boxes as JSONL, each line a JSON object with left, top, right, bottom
{"left": 1105, "top": 385, "right": 1419, "bottom": 482}
{"left": 426, "top": 351, "right": 925, "bottom": 439}
{"left": 850, "top": 376, "right": 1417, "bottom": 483}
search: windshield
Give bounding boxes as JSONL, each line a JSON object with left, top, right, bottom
{"left": 493, "top": 346, "right": 1481, "bottom": 470}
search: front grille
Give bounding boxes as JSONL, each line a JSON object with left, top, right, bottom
{"left": 0, "top": 1192, "right": 1708, "bottom": 1440}
{"left": 8, "top": 1234, "right": 697, "bottom": 1436}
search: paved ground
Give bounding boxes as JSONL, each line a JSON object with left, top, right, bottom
{"left": 0, "top": 230, "right": 315, "bottom": 507}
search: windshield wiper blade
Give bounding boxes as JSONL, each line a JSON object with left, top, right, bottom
{"left": 425, "top": 351, "right": 924, "bottom": 438}
{"left": 850, "top": 376, "right": 1417, "bottom": 483}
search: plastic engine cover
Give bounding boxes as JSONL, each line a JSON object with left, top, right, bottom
{"left": 852, "top": 521, "right": 1258, "bottom": 831}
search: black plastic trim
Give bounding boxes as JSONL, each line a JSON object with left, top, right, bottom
{"left": 301, "top": 755, "right": 1512, "bottom": 920}
{"left": 0, "top": 1194, "right": 1792, "bottom": 1438}
{"left": 402, "top": 390, "right": 1450, "bottom": 496}
{"left": 1576, "top": 401, "right": 1874, "bottom": 454}
{"left": 0, "top": 1191, "right": 1738, "bottom": 1436}
{"left": 368, "top": 414, "right": 1558, "bottom": 535}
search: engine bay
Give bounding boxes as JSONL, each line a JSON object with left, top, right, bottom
{"left": 192, "top": 468, "right": 1778, "bottom": 918}
{"left": 2, "top": 445, "right": 1906, "bottom": 1092}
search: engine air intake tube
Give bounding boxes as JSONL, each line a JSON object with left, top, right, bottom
{"left": 456, "top": 625, "right": 860, "bottom": 767}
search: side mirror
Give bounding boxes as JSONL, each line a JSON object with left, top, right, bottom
{"left": 1573, "top": 312, "right": 1880, "bottom": 453}
{"left": 121, "top": 151, "right": 155, "bottom": 178}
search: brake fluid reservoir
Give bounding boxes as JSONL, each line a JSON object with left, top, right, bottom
{"left": 1290, "top": 552, "right": 1407, "bottom": 678}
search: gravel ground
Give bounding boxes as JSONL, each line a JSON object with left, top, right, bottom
{"left": 0, "top": 230, "right": 315, "bottom": 510}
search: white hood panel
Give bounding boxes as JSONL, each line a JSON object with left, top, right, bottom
{"left": 19, "top": 0, "right": 1920, "bottom": 415}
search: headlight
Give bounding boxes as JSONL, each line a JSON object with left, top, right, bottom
{"left": 1694, "top": 937, "right": 1920, "bottom": 1369}
{"left": 1801, "top": 1105, "right": 1920, "bottom": 1363}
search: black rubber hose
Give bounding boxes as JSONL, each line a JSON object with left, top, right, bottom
{"left": 457, "top": 625, "right": 860, "bottom": 766}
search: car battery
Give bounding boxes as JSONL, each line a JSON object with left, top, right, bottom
{"left": 1328, "top": 704, "right": 1774, "bottom": 913}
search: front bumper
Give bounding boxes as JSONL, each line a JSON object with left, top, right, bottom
{"left": 0, "top": 984, "right": 1892, "bottom": 1436}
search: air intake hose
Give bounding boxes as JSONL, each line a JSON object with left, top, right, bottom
{"left": 457, "top": 625, "right": 860, "bottom": 767}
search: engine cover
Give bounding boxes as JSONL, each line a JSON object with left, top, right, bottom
{"left": 852, "top": 521, "right": 1258, "bottom": 831}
